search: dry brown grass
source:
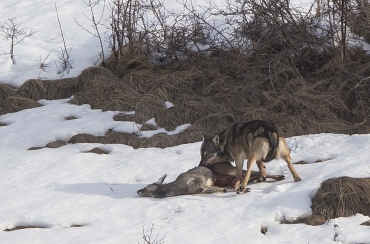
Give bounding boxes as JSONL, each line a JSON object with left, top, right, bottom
{"left": 0, "top": 83, "right": 16, "bottom": 100}
{"left": 45, "top": 140, "right": 67, "bottom": 148}
{"left": 1, "top": 48, "right": 369, "bottom": 147}
{"left": 285, "top": 176, "right": 370, "bottom": 226}
{"left": 0, "top": 96, "right": 42, "bottom": 115}
{"left": 67, "top": 126, "right": 202, "bottom": 149}
{"left": 311, "top": 176, "right": 370, "bottom": 219}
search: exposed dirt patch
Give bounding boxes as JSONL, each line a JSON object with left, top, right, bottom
{"left": 28, "top": 147, "right": 43, "bottom": 151}
{"left": 4, "top": 225, "right": 50, "bottom": 232}
{"left": 361, "top": 220, "right": 370, "bottom": 226}
{"left": 84, "top": 147, "right": 109, "bottom": 154}
{"left": 45, "top": 140, "right": 67, "bottom": 148}
{"left": 65, "top": 116, "right": 78, "bottom": 120}
{"left": 68, "top": 224, "right": 85, "bottom": 228}
{"left": 28, "top": 140, "right": 67, "bottom": 150}
{"left": 3, "top": 223, "right": 86, "bottom": 232}
{"left": 293, "top": 158, "right": 330, "bottom": 164}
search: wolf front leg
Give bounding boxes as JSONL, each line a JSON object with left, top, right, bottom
{"left": 282, "top": 153, "right": 302, "bottom": 182}
{"left": 238, "top": 154, "right": 257, "bottom": 194}
{"left": 279, "top": 138, "right": 302, "bottom": 182}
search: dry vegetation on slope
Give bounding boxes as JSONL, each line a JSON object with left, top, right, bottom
{"left": 0, "top": 0, "right": 370, "bottom": 148}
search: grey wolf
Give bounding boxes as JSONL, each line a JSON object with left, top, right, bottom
{"left": 199, "top": 120, "right": 302, "bottom": 193}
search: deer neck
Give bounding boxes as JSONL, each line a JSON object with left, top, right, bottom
{"left": 156, "top": 183, "right": 178, "bottom": 197}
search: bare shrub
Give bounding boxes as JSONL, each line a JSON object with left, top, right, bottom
{"left": 37, "top": 53, "right": 50, "bottom": 79}
{"left": 138, "top": 224, "right": 165, "bottom": 244}
{"left": 74, "top": 0, "right": 106, "bottom": 63}
{"left": 348, "top": 0, "right": 370, "bottom": 44}
{"left": 54, "top": 4, "right": 73, "bottom": 74}
{"left": 0, "top": 17, "right": 35, "bottom": 64}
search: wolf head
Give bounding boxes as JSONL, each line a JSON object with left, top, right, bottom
{"left": 199, "top": 135, "right": 223, "bottom": 166}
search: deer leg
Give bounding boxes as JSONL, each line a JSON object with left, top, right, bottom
{"left": 202, "top": 185, "right": 227, "bottom": 193}
{"left": 266, "top": 174, "right": 285, "bottom": 181}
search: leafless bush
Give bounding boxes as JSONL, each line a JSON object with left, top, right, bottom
{"left": 37, "top": 52, "right": 50, "bottom": 79}
{"left": 104, "top": 0, "right": 228, "bottom": 65}
{"left": 54, "top": 4, "right": 73, "bottom": 74}
{"left": 0, "top": 17, "right": 35, "bottom": 64}
{"left": 96, "top": 0, "right": 370, "bottom": 68}
{"left": 348, "top": 0, "right": 370, "bottom": 44}
{"left": 138, "top": 224, "right": 165, "bottom": 244}
{"left": 74, "top": 0, "right": 106, "bottom": 63}
{"left": 106, "top": 0, "right": 147, "bottom": 60}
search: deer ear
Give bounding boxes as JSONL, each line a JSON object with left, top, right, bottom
{"left": 157, "top": 174, "right": 167, "bottom": 184}
{"left": 212, "top": 135, "right": 219, "bottom": 146}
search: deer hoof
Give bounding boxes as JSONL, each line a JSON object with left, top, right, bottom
{"left": 278, "top": 175, "right": 286, "bottom": 181}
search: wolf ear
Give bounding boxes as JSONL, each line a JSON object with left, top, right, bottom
{"left": 157, "top": 174, "right": 167, "bottom": 184}
{"left": 212, "top": 135, "right": 220, "bottom": 146}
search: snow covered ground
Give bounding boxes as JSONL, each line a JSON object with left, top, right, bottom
{"left": 0, "top": 99, "right": 370, "bottom": 243}
{"left": 1, "top": 0, "right": 370, "bottom": 243}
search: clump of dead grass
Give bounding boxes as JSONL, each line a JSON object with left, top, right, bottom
{"left": 311, "top": 176, "right": 370, "bottom": 219}
{"left": 284, "top": 176, "right": 370, "bottom": 226}
{"left": 0, "top": 83, "right": 16, "bottom": 100}
{"left": 0, "top": 96, "right": 42, "bottom": 115}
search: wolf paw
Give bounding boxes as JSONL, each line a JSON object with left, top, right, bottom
{"left": 236, "top": 187, "right": 250, "bottom": 194}
{"left": 294, "top": 177, "right": 302, "bottom": 182}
